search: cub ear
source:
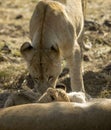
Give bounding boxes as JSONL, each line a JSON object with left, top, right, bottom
{"left": 20, "top": 42, "right": 34, "bottom": 61}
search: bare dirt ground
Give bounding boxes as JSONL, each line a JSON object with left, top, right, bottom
{"left": 0, "top": 0, "right": 111, "bottom": 107}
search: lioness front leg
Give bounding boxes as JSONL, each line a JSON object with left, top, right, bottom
{"left": 66, "top": 41, "right": 85, "bottom": 92}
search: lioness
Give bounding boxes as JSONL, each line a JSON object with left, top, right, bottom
{"left": 1, "top": 99, "right": 111, "bottom": 130}
{"left": 21, "top": 0, "right": 86, "bottom": 94}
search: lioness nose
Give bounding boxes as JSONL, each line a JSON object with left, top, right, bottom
{"left": 38, "top": 82, "right": 50, "bottom": 94}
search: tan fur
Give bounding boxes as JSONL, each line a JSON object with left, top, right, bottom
{"left": 20, "top": 0, "right": 87, "bottom": 95}
{"left": 1, "top": 99, "right": 111, "bottom": 130}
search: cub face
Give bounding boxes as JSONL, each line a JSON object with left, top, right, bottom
{"left": 20, "top": 42, "right": 62, "bottom": 94}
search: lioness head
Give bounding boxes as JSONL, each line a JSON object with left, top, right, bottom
{"left": 20, "top": 42, "right": 62, "bottom": 94}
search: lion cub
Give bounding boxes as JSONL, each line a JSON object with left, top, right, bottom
{"left": 4, "top": 83, "right": 69, "bottom": 107}
{"left": 20, "top": 0, "right": 87, "bottom": 95}
{"left": 37, "top": 82, "right": 86, "bottom": 103}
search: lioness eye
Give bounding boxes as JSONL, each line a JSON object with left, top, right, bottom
{"left": 34, "top": 78, "right": 39, "bottom": 83}
{"left": 48, "top": 76, "right": 54, "bottom": 82}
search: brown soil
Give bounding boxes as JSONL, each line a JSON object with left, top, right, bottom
{"left": 0, "top": 0, "right": 111, "bottom": 107}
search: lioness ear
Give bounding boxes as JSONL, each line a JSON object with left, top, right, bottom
{"left": 20, "top": 42, "right": 34, "bottom": 61}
